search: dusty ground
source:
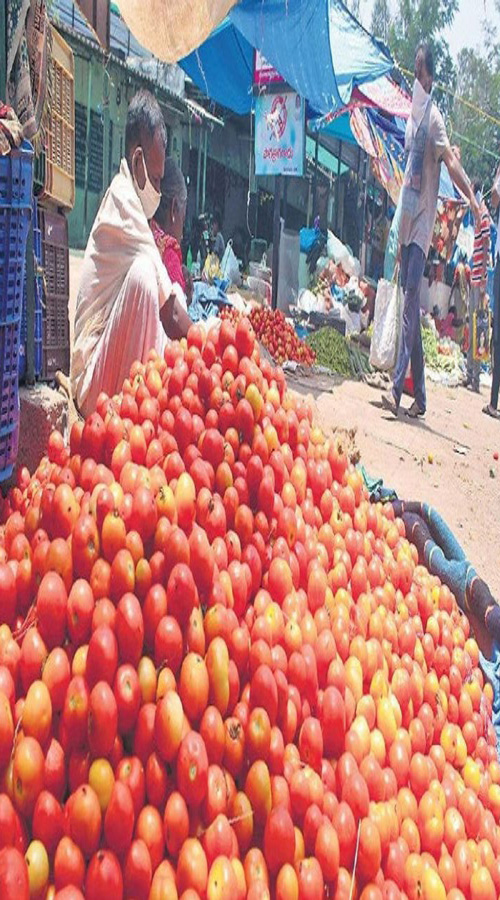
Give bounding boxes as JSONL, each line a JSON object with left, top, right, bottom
{"left": 68, "top": 252, "right": 500, "bottom": 598}
{"left": 310, "top": 377, "right": 500, "bottom": 601}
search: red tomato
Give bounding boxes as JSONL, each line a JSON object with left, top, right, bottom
{"left": 176, "top": 731, "right": 209, "bottom": 807}
{"left": 36, "top": 571, "right": 68, "bottom": 648}
{"left": 85, "top": 849, "right": 123, "bottom": 898}
{"left": 104, "top": 780, "right": 135, "bottom": 856}
{"left": 0, "top": 846, "right": 29, "bottom": 899}
{"left": 88, "top": 681, "right": 118, "bottom": 757}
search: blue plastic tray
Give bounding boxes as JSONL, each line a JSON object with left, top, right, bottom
{"left": 0, "top": 141, "right": 33, "bottom": 480}
{"left": 0, "top": 140, "right": 33, "bottom": 209}
{"left": 0, "top": 421, "right": 20, "bottom": 483}
{"left": 0, "top": 142, "right": 33, "bottom": 324}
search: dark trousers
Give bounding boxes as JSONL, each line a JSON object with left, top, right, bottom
{"left": 393, "top": 243, "right": 427, "bottom": 411}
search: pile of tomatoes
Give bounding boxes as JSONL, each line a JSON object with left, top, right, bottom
{"left": 0, "top": 315, "right": 498, "bottom": 900}
{"left": 219, "top": 305, "right": 315, "bottom": 367}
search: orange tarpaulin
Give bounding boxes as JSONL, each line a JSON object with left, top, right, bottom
{"left": 116, "top": 0, "right": 237, "bottom": 63}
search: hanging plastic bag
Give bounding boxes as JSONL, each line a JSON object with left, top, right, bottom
{"left": 220, "top": 239, "right": 241, "bottom": 286}
{"left": 300, "top": 227, "right": 320, "bottom": 254}
{"left": 369, "top": 270, "right": 403, "bottom": 371}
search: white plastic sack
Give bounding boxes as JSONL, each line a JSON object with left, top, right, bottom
{"left": 221, "top": 240, "right": 241, "bottom": 286}
{"left": 369, "top": 278, "right": 403, "bottom": 371}
{"left": 297, "top": 290, "right": 324, "bottom": 314}
{"left": 342, "top": 253, "right": 361, "bottom": 278}
{"left": 330, "top": 300, "right": 360, "bottom": 336}
{"left": 326, "top": 230, "right": 360, "bottom": 277}
{"left": 327, "top": 230, "right": 348, "bottom": 265}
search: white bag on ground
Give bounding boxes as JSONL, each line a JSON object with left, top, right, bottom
{"left": 221, "top": 240, "right": 241, "bottom": 286}
{"left": 277, "top": 229, "right": 300, "bottom": 313}
{"left": 369, "top": 276, "right": 403, "bottom": 371}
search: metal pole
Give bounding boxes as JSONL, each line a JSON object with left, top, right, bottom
{"left": 272, "top": 174, "right": 282, "bottom": 310}
{"left": 83, "top": 61, "right": 93, "bottom": 242}
{"left": 103, "top": 61, "right": 111, "bottom": 190}
{"left": 0, "top": 0, "right": 6, "bottom": 101}
{"left": 201, "top": 128, "right": 208, "bottom": 214}
{"left": 196, "top": 128, "right": 202, "bottom": 216}
{"left": 312, "top": 133, "right": 319, "bottom": 221}
{"left": 335, "top": 140, "right": 342, "bottom": 234}
{"left": 360, "top": 152, "right": 368, "bottom": 272}
{"left": 354, "top": 145, "right": 361, "bottom": 258}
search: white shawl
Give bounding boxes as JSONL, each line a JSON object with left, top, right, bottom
{"left": 71, "top": 159, "right": 173, "bottom": 408}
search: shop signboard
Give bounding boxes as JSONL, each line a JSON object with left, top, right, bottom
{"left": 254, "top": 91, "right": 305, "bottom": 177}
{"left": 253, "top": 51, "right": 285, "bottom": 86}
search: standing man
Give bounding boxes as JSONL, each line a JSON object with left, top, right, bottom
{"left": 483, "top": 163, "right": 500, "bottom": 419}
{"left": 383, "top": 44, "right": 480, "bottom": 418}
{"left": 467, "top": 179, "right": 491, "bottom": 393}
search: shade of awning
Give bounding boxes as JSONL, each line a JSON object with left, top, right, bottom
{"left": 306, "top": 136, "right": 349, "bottom": 176}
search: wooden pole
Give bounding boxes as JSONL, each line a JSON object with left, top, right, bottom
{"left": 272, "top": 174, "right": 282, "bottom": 310}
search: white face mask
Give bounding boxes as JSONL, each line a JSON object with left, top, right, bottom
{"left": 132, "top": 148, "right": 161, "bottom": 220}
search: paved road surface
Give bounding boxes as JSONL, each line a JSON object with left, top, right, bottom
{"left": 312, "top": 377, "right": 500, "bottom": 601}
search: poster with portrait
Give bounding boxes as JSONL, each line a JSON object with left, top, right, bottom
{"left": 254, "top": 91, "right": 305, "bottom": 177}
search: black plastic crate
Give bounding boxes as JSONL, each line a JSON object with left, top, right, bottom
{"left": 40, "top": 206, "right": 69, "bottom": 297}
{"left": 42, "top": 344, "right": 70, "bottom": 380}
{"left": 38, "top": 204, "right": 70, "bottom": 380}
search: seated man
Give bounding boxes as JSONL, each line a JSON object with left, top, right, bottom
{"left": 71, "top": 89, "right": 190, "bottom": 416}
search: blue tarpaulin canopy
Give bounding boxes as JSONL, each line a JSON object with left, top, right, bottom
{"left": 309, "top": 111, "right": 358, "bottom": 146}
{"left": 180, "top": 0, "right": 392, "bottom": 116}
{"left": 181, "top": 20, "right": 254, "bottom": 115}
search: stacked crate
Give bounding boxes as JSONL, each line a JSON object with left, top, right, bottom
{"left": 0, "top": 142, "right": 34, "bottom": 480}
{"left": 19, "top": 197, "right": 43, "bottom": 381}
{"left": 39, "top": 206, "right": 70, "bottom": 377}
{"left": 28, "top": 24, "right": 74, "bottom": 382}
